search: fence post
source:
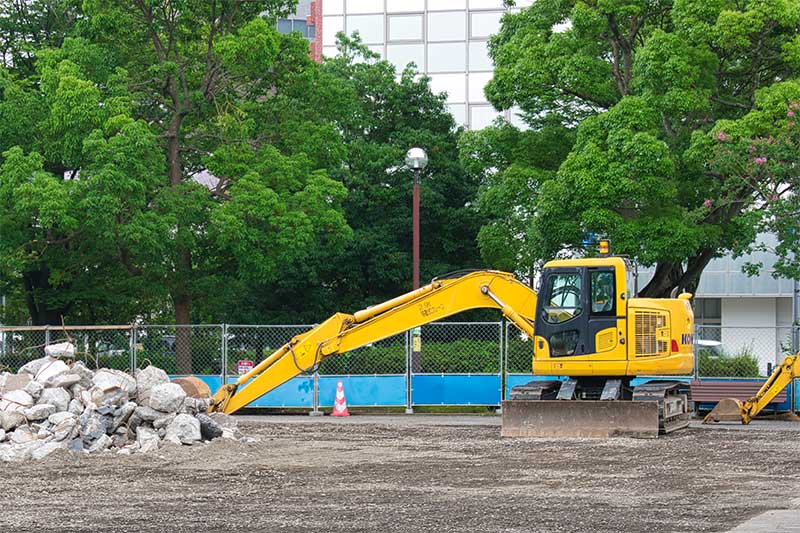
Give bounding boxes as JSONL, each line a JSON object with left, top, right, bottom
{"left": 130, "top": 325, "right": 137, "bottom": 372}
{"left": 309, "top": 370, "right": 322, "bottom": 416}
{"left": 693, "top": 330, "right": 699, "bottom": 381}
{"left": 221, "top": 324, "right": 228, "bottom": 386}
{"left": 497, "top": 321, "right": 504, "bottom": 414}
{"left": 405, "top": 329, "right": 413, "bottom": 414}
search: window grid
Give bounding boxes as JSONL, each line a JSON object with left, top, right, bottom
{"left": 321, "top": 0, "right": 512, "bottom": 129}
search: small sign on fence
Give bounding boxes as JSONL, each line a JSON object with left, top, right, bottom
{"left": 237, "top": 359, "right": 254, "bottom": 375}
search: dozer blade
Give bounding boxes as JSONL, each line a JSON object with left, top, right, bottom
{"left": 501, "top": 400, "right": 661, "bottom": 439}
{"left": 702, "top": 397, "right": 746, "bottom": 424}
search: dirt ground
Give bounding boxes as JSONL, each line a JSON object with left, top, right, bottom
{"left": 1, "top": 415, "right": 799, "bottom": 533}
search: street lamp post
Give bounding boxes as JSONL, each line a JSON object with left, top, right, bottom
{"left": 405, "top": 147, "right": 428, "bottom": 290}
{"left": 404, "top": 148, "right": 428, "bottom": 407}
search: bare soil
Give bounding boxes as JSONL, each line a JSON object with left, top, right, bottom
{"left": 1, "top": 416, "right": 798, "bottom": 532}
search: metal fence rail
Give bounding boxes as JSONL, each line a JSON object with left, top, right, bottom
{"left": 1, "top": 322, "right": 798, "bottom": 409}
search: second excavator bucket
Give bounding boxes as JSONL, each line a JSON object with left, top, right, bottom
{"left": 501, "top": 400, "right": 661, "bottom": 439}
{"left": 702, "top": 397, "right": 746, "bottom": 424}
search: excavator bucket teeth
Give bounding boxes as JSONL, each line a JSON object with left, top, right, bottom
{"left": 702, "top": 398, "right": 745, "bottom": 424}
{"left": 501, "top": 400, "right": 661, "bottom": 439}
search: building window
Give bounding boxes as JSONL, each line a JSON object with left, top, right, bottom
{"left": 469, "top": 0, "right": 505, "bottom": 8}
{"left": 469, "top": 105, "right": 501, "bottom": 129}
{"left": 323, "top": 0, "right": 344, "bottom": 15}
{"left": 429, "top": 73, "right": 467, "bottom": 103}
{"left": 427, "top": 42, "right": 466, "bottom": 72}
{"left": 447, "top": 103, "right": 467, "bottom": 126}
{"left": 428, "top": 11, "right": 467, "bottom": 41}
{"left": 387, "top": 44, "right": 425, "bottom": 71}
{"left": 470, "top": 11, "right": 503, "bottom": 39}
{"left": 469, "top": 40, "right": 492, "bottom": 71}
{"left": 388, "top": 0, "right": 425, "bottom": 12}
{"left": 347, "top": 0, "right": 381, "bottom": 14}
{"left": 347, "top": 14, "right": 385, "bottom": 44}
{"left": 468, "top": 72, "right": 492, "bottom": 102}
{"left": 428, "top": 0, "right": 467, "bottom": 9}
{"left": 323, "top": 16, "right": 344, "bottom": 46}
{"left": 694, "top": 298, "right": 721, "bottom": 325}
{"left": 389, "top": 15, "right": 423, "bottom": 41}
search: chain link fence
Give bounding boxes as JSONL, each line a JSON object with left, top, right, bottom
{"left": 2, "top": 322, "right": 798, "bottom": 401}
{"left": 695, "top": 325, "right": 799, "bottom": 378}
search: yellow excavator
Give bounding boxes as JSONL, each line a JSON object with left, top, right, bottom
{"left": 703, "top": 354, "right": 800, "bottom": 425}
{"left": 208, "top": 246, "right": 698, "bottom": 438}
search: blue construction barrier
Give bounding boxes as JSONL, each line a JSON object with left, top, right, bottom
{"left": 318, "top": 375, "right": 406, "bottom": 407}
{"left": 412, "top": 374, "right": 501, "bottom": 406}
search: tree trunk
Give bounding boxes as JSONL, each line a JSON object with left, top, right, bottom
{"left": 22, "top": 268, "right": 68, "bottom": 325}
{"left": 639, "top": 250, "right": 715, "bottom": 298}
{"left": 174, "top": 292, "right": 192, "bottom": 374}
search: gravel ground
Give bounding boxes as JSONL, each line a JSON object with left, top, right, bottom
{"left": 1, "top": 415, "right": 799, "bottom": 532}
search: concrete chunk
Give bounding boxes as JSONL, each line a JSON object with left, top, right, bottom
{"left": 18, "top": 356, "right": 52, "bottom": 377}
{"left": 38, "top": 387, "right": 71, "bottom": 413}
{"left": 1, "top": 389, "right": 34, "bottom": 411}
{"left": 70, "top": 361, "right": 94, "bottom": 387}
{"left": 46, "top": 373, "right": 81, "bottom": 389}
{"left": 34, "top": 359, "right": 70, "bottom": 384}
{"left": 0, "top": 429, "right": 5, "bottom": 442}
{"left": 136, "top": 426, "right": 160, "bottom": 453}
{"left": 0, "top": 443, "right": 32, "bottom": 462}
{"left": 24, "top": 404, "right": 57, "bottom": 421}
{"left": 68, "top": 399, "right": 83, "bottom": 415}
{"left": 1, "top": 373, "right": 31, "bottom": 394}
{"left": 148, "top": 383, "right": 186, "bottom": 413}
{"left": 112, "top": 402, "right": 137, "bottom": 431}
{"left": 0, "top": 411, "right": 26, "bottom": 431}
{"left": 79, "top": 411, "right": 110, "bottom": 444}
{"left": 31, "top": 440, "right": 67, "bottom": 460}
{"left": 88, "top": 433, "right": 112, "bottom": 453}
{"left": 10, "top": 426, "right": 36, "bottom": 445}
{"left": 135, "top": 366, "right": 169, "bottom": 405}
{"left": 44, "top": 342, "right": 75, "bottom": 358}
{"left": 23, "top": 380, "right": 44, "bottom": 400}
{"left": 164, "top": 413, "right": 201, "bottom": 445}
{"left": 92, "top": 369, "right": 136, "bottom": 397}
{"left": 196, "top": 414, "right": 223, "bottom": 440}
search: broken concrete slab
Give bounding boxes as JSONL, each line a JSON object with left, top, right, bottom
{"left": 31, "top": 440, "right": 67, "bottom": 460}
{"left": 68, "top": 398, "right": 83, "bottom": 416}
{"left": 153, "top": 413, "right": 176, "bottom": 430}
{"left": 196, "top": 414, "right": 223, "bottom": 441}
{"left": 44, "top": 342, "right": 75, "bottom": 359}
{"left": 88, "top": 434, "right": 112, "bottom": 453}
{"left": 148, "top": 383, "right": 187, "bottom": 413}
{"left": 136, "top": 426, "right": 160, "bottom": 453}
{"left": 0, "top": 411, "right": 26, "bottom": 432}
{"left": 38, "top": 387, "right": 70, "bottom": 413}
{"left": 18, "top": 356, "right": 52, "bottom": 377}
{"left": 23, "top": 380, "right": 43, "bottom": 400}
{"left": 70, "top": 361, "right": 94, "bottom": 387}
{"left": 0, "top": 389, "right": 35, "bottom": 412}
{"left": 92, "top": 369, "right": 136, "bottom": 397}
{"left": 135, "top": 366, "right": 169, "bottom": 405}
{"left": 111, "top": 402, "right": 137, "bottom": 431}
{"left": 24, "top": 403, "right": 57, "bottom": 421}
{"left": 10, "top": 426, "right": 37, "bottom": 445}
{"left": 0, "top": 429, "right": 5, "bottom": 442}
{"left": 46, "top": 373, "right": 81, "bottom": 389}
{"left": 34, "top": 359, "right": 70, "bottom": 385}
{"left": 164, "top": 414, "right": 201, "bottom": 445}
{"left": 79, "top": 411, "right": 110, "bottom": 444}
{"left": 1, "top": 373, "right": 32, "bottom": 394}
{"left": 0, "top": 443, "right": 32, "bottom": 462}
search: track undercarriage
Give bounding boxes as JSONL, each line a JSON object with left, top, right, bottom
{"left": 502, "top": 378, "right": 691, "bottom": 438}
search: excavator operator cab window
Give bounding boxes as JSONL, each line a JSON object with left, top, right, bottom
{"left": 542, "top": 273, "right": 582, "bottom": 324}
{"left": 590, "top": 270, "right": 616, "bottom": 316}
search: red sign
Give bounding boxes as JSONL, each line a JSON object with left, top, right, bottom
{"left": 237, "top": 359, "right": 254, "bottom": 375}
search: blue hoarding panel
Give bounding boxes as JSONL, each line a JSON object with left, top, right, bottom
{"left": 318, "top": 375, "right": 406, "bottom": 407}
{"left": 225, "top": 375, "right": 313, "bottom": 407}
{"left": 412, "top": 374, "right": 500, "bottom": 405}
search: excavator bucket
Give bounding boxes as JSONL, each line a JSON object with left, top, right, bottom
{"left": 501, "top": 400, "right": 661, "bottom": 439}
{"left": 702, "top": 397, "right": 746, "bottom": 424}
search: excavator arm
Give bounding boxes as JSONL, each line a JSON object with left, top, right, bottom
{"left": 704, "top": 353, "right": 800, "bottom": 424}
{"left": 209, "top": 270, "right": 537, "bottom": 414}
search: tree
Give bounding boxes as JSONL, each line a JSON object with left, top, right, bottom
{"left": 473, "top": 0, "right": 800, "bottom": 295}
{"left": 0, "top": 3, "right": 353, "bottom": 374}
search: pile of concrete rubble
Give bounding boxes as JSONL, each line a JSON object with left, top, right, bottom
{"left": 0, "top": 343, "right": 240, "bottom": 461}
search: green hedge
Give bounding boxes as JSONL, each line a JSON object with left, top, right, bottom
{"left": 698, "top": 347, "right": 762, "bottom": 378}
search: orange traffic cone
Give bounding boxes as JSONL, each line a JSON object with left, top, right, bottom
{"left": 331, "top": 380, "right": 349, "bottom": 417}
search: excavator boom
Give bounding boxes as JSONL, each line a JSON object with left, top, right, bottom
{"left": 703, "top": 353, "right": 800, "bottom": 425}
{"left": 210, "top": 271, "right": 537, "bottom": 414}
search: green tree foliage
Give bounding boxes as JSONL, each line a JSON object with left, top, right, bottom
{"left": 470, "top": 0, "right": 800, "bottom": 295}
{"left": 0, "top": 2, "right": 355, "bottom": 374}
{"left": 223, "top": 35, "right": 487, "bottom": 323}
